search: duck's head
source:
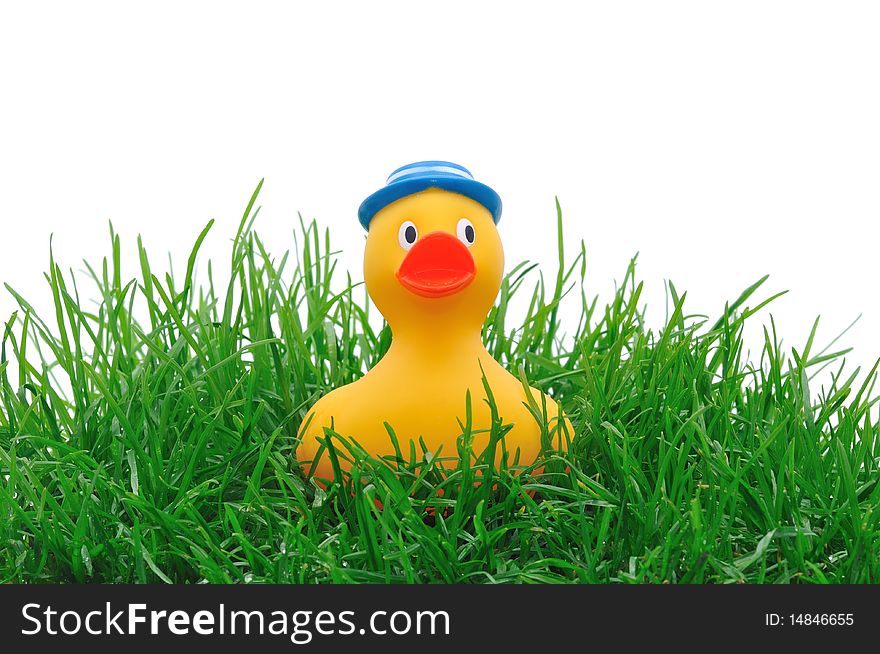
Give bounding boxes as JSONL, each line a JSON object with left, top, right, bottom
{"left": 359, "top": 162, "right": 503, "bottom": 334}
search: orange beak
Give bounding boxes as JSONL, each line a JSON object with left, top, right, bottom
{"left": 396, "top": 232, "right": 476, "bottom": 298}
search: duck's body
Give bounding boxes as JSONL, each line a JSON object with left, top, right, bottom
{"left": 297, "top": 164, "right": 571, "bottom": 480}
{"left": 298, "top": 322, "right": 564, "bottom": 479}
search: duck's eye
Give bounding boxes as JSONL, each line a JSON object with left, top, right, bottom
{"left": 398, "top": 221, "right": 418, "bottom": 250}
{"left": 456, "top": 218, "right": 475, "bottom": 246}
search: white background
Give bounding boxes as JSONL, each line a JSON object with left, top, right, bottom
{"left": 1, "top": 2, "right": 878, "bottom": 388}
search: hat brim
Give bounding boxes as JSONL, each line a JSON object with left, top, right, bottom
{"left": 358, "top": 176, "right": 502, "bottom": 230}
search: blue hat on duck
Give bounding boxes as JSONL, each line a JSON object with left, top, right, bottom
{"left": 358, "top": 161, "right": 502, "bottom": 230}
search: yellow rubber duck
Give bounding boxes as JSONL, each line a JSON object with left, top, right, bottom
{"left": 298, "top": 161, "right": 571, "bottom": 480}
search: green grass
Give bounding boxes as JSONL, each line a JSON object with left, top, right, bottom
{"left": 1, "top": 181, "right": 878, "bottom": 583}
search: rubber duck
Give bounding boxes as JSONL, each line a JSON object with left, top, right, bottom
{"left": 297, "top": 161, "right": 571, "bottom": 480}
